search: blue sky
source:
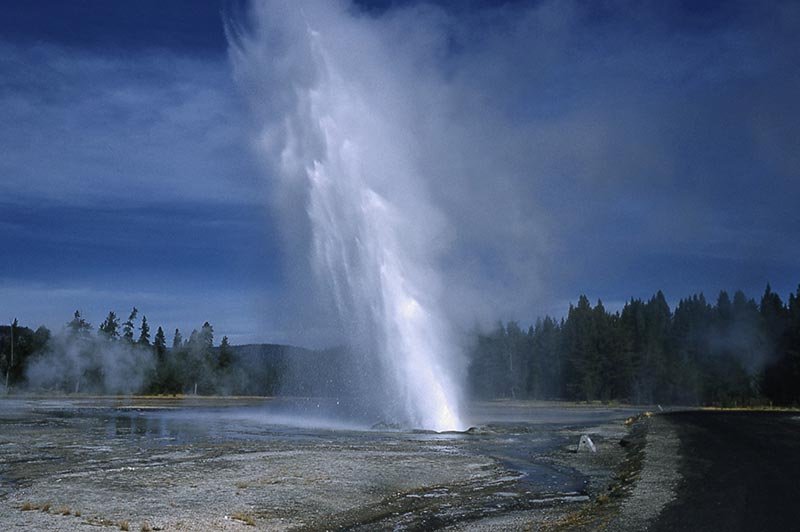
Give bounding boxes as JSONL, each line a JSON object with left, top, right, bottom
{"left": 1, "top": 0, "right": 798, "bottom": 346}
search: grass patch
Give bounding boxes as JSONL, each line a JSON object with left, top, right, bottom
{"left": 231, "top": 513, "right": 256, "bottom": 526}
{"left": 40, "top": 502, "right": 51, "bottom": 513}
{"left": 119, "top": 521, "right": 130, "bottom": 531}
{"left": 59, "top": 506, "right": 72, "bottom": 515}
{"left": 20, "top": 501, "right": 36, "bottom": 511}
{"left": 700, "top": 405, "right": 800, "bottom": 412}
{"left": 140, "top": 521, "right": 152, "bottom": 532}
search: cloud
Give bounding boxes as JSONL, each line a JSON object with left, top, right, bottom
{"left": 3, "top": 0, "right": 798, "bottom": 355}
{"left": 230, "top": 0, "right": 799, "bottom": 339}
{"left": 0, "top": 279, "right": 271, "bottom": 346}
{"left": 0, "top": 42, "right": 259, "bottom": 206}
{"left": 413, "top": 0, "right": 798, "bottom": 316}
{"left": 0, "top": 40, "right": 282, "bottom": 345}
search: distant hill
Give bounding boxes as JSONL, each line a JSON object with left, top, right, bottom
{"left": 224, "top": 343, "right": 352, "bottom": 397}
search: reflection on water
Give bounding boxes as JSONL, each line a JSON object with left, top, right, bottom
{"left": 1, "top": 395, "right": 642, "bottom": 452}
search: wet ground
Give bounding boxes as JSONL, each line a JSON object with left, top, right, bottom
{"left": 0, "top": 397, "right": 645, "bottom": 531}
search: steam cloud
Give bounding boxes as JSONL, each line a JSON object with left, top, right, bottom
{"left": 230, "top": 0, "right": 466, "bottom": 430}
{"left": 26, "top": 333, "right": 155, "bottom": 395}
{"left": 226, "top": 0, "right": 798, "bottom": 423}
{"left": 229, "top": 0, "right": 799, "bottom": 343}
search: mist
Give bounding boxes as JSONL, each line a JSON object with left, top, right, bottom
{"left": 1, "top": 0, "right": 798, "bottom": 357}
{"left": 225, "top": 0, "right": 799, "bottom": 346}
{"left": 217, "top": 0, "right": 800, "bottom": 427}
{"left": 229, "top": 0, "right": 469, "bottom": 429}
{"left": 25, "top": 330, "right": 155, "bottom": 395}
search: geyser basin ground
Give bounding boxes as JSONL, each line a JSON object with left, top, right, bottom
{"left": 0, "top": 398, "right": 644, "bottom": 531}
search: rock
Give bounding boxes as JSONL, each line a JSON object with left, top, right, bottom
{"left": 578, "top": 434, "right": 597, "bottom": 453}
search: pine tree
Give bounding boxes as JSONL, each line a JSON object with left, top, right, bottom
{"left": 761, "top": 284, "right": 795, "bottom": 403}
{"left": 33, "top": 325, "right": 51, "bottom": 353}
{"left": 561, "top": 295, "right": 598, "bottom": 400}
{"left": 4, "top": 318, "right": 17, "bottom": 390}
{"left": 67, "top": 310, "right": 92, "bottom": 339}
{"left": 138, "top": 315, "right": 151, "bottom": 346}
{"left": 530, "top": 316, "right": 561, "bottom": 399}
{"left": 152, "top": 326, "right": 168, "bottom": 392}
{"left": 99, "top": 311, "right": 120, "bottom": 340}
{"left": 65, "top": 311, "right": 93, "bottom": 393}
{"left": 716, "top": 291, "right": 733, "bottom": 333}
{"left": 505, "top": 321, "right": 526, "bottom": 398}
{"left": 172, "top": 328, "right": 183, "bottom": 350}
{"left": 219, "top": 335, "right": 233, "bottom": 370}
{"left": 122, "top": 307, "right": 138, "bottom": 343}
{"left": 154, "top": 327, "right": 167, "bottom": 358}
{"left": 199, "top": 322, "right": 214, "bottom": 350}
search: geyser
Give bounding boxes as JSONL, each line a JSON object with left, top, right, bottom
{"left": 230, "top": 0, "right": 465, "bottom": 431}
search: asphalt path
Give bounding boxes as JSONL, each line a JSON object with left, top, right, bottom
{"left": 649, "top": 410, "right": 800, "bottom": 532}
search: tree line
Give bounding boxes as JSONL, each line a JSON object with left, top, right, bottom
{"left": 3, "top": 282, "right": 800, "bottom": 405}
{"left": 467, "top": 284, "right": 800, "bottom": 406}
{"left": 0, "top": 308, "right": 234, "bottom": 395}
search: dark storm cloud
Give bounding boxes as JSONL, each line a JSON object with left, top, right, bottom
{"left": 0, "top": 43, "right": 259, "bottom": 206}
{"left": 2, "top": 0, "right": 798, "bottom": 348}
{"left": 0, "top": 0, "right": 230, "bottom": 54}
{"left": 0, "top": 2, "right": 271, "bottom": 343}
{"left": 0, "top": 198, "right": 281, "bottom": 344}
{"left": 233, "top": 0, "right": 799, "bottom": 334}
{"left": 387, "top": 0, "right": 800, "bottom": 320}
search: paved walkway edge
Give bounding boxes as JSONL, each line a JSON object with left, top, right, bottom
{"left": 607, "top": 416, "right": 681, "bottom": 531}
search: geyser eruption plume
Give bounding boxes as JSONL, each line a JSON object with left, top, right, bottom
{"left": 229, "top": 1, "right": 465, "bottom": 431}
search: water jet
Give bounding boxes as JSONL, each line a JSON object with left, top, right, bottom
{"left": 231, "top": 0, "right": 465, "bottom": 431}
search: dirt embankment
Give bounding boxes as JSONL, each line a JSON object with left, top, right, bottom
{"left": 520, "top": 413, "right": 681, "bottom": 532}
